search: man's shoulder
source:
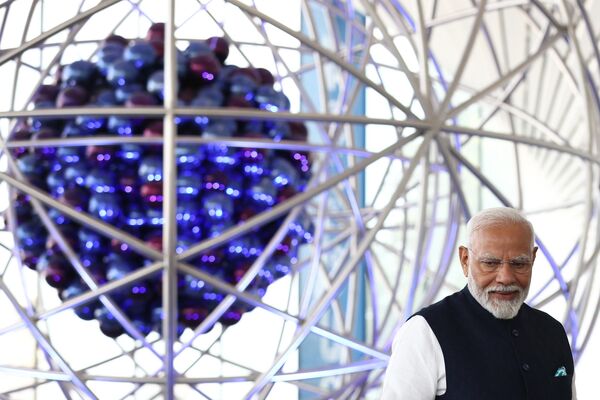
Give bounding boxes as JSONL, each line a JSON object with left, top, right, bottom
{"left": 521, "top": 303, "right": 566, "bottom": 332}
{"left": 414, "top": 289, "right": 464, "bottom": 319}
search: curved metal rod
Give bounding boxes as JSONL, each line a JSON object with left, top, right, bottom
{"left": 225, "top": 0, "right": 417, "bottom": 119}
{"left": 436, "top": 0, "right": 487, "bottom": 119}
{"left": 358, "top": 0, "right": 429, "bottom": 110}
{"left": 0, "top": 105, "right": 433, "bottom": 127}
{"left": 425, "top": 0, "right": 527, "bottom": 28}
{"left": 415, "top": 0, "right": 433, "bottom": 116}
{"left": 403, "top": 146, "right": 431, "bottom": 319}
{"left": 440, "top": 125, "right": 600, "bottom": 165}
{"left": 531, "top": 0, "right": 567, "bottom": 31}
{"left": 559, "top": 3, "right": 595, "bottom": 351}
{"left": 0, "top": 0, "right": 122, "bottom": 66}
{"left": 9, "top": 0, "right": 43, "bottom": 111}
{"left": 0, "top": 279, "right": 98, "bottom": 399}
{"left": 447, "top": 31, "right": 562, "bottom": 118}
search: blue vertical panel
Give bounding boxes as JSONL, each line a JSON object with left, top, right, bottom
{"left": 299, "top": 2, "right": 366, "bottom": 398}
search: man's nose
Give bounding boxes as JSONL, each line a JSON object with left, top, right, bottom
{"left": 495, "top": 262, "right": 517, "bottom": 284}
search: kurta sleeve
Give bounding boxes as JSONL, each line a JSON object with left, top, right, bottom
{"left": 380, "top": 315, "right": 446, "bottom": 399}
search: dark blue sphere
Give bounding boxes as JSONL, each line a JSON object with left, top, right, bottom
{"left": 96, "top": 307, "right": 125, "bottom": 338}
{"left": 96, "top": 43, "right": 125, "bottom": 75}
{"left": 176, "top": 199, "right": 203, "bottom": 228}
{"left": 184, "top": 40, "right": 212, "bottom": 59}
{"left": 270, "top": 157, "right": 300, "bottom": 189}
{"left": 202, "top": 192, "right": 234, "bottom": 222}
{"left": 147, "top": 70, "right": 164, "bottom": 98}
{"left": 61, "top": 283, "right": 100, "bottom": 321}
{"left": 18, "top": 153, "right": 48, "bottom": 182}
{"left": 177, "top": 170, "right": 202, "bottom": 197}
{"left": 248, "top": 177, "right": 277, "bottom": 208}
{"left": 124, "top": 40, "right": 157, "bottom": 69}
{"left": 107, "top": 60, "right": 139, "bottom": 87}
{"left": 47, "top": 170, "right": 67, "bottom": 196}
{"left": 78, "top": 228, "right": 107, "bottom": 254}
{"left": 85, "top": 168, "right": 117, "bottom": 194}
{"left": 106, "top": 254, "right": 136, "bottom": 281}
{"left": 62, "top": 60, "right": 97, "bottom": 87}
{"left": 88, "top": 193, "right": 121, "bottom": 223}
{"left": 115, "top": 84, "right": 144, "bottom": 103}
{"left": 229, "top": 73, "right": 258, "bottom": 96}
{"left": 138, "top": 155, "right": 163, "bottom": 183}
{"left": 16, "top": 220, "right": 46, "bottom": 251}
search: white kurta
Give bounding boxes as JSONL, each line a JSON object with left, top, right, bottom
{"left": 380, "top": 315, "right": 577, "bottom": 400}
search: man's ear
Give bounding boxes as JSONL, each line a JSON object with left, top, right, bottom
{"left": 532, "top": 246, "right": 538, "bottom": 264}
{"left": 458, "top": 246, "right": 469, "bottom": 277}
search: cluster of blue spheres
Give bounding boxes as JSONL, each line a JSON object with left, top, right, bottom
{"left": 12, "top": 23, "right": 313, "bottom": 338}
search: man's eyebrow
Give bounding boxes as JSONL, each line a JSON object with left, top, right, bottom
{"left": 510, "top": 255, "right": 531, "bottom": 262}
{"left": 477, "top": 253, "right": 501, "bottom": 259}
{"left": 476, "top": 253, "right": 530, "bottom": 260}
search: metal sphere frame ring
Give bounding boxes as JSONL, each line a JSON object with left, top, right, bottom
{"left": 0, "top": 1, "right": 598, "bottom": 399}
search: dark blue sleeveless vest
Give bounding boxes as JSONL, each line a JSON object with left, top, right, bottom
{"left": 416, "top": 287, "right": 573, "bottom": 400}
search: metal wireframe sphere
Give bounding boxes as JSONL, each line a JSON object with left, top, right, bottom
{"left": 0, "top": 1, "right": 599, "bottom": 399}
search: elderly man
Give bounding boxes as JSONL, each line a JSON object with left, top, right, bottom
{"left": 381, "top": 207, "right": 576, "bottom": 399}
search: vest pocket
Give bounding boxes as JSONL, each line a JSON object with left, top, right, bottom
{"left": 549, "top": 377, "right": 572, "bottom": 399}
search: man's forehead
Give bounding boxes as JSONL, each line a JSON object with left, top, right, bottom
{"left": 473, "top": 222, "right": 531, "bottom": 238}
{"left": 470, "top": 222, "right": 533, "bottom": 250}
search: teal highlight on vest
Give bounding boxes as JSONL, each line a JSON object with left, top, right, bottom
{"left": 554, "top": 366, "right": 567, "bottom": 377}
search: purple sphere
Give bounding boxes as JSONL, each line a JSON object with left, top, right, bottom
{"left": 56, "top": 86, "right": 89, "bottom": 107}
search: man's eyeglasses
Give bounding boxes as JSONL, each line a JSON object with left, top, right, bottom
{"left": 467, "top": 249, "right": 533, "bottom": 274}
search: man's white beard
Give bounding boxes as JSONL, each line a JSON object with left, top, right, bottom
{"left": 467, "top": 272, "right": 529, "bottom": 319}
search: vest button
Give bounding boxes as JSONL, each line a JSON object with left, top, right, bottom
{"left": 522, "top": 363, "right": 530, "bottom": 371}
{"left": 512, "top": 329, "right": 519, "bottom": 337}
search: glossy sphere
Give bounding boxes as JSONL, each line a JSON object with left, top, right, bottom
{"left": 107, "top": 60, "right": 139, "bottom": 87}
{"left": 61, "top": 283, "right": 100, "bottom": 320}
{"left": 39, "top": 254, "right": 73, "bottom": 289}
{"left": 62, "top": 61, "right": 96, "bottom": 87}
{"left": 12, "top": 24, "right": 312, "bottom": 339}
{"left": 16, "top": 220, "right": 46, "bottom": 253}
{"left": 96, "top": 307, "right": 125, "bottom": 338}
{"left": 124, "top": 41, "right": 157, "bottom": 69}
{"left": 206, "top": 36, "right": 229, "bottom": 63}
{"left": 146, "top": 22, "right": 165, "bottom": 44}
{"left": 189, "top": 53, "right": 221, "bottom": 84}
{"left": 56, "top": 86, "right": 89, "bottom": 107}
{"left": 33, "top": 84, "right": 59, "bottom": 104}
{"left": 184, "top": 41, "right": 212, "bottom": 59}
{"left": 97, "top": 43, "right": 124, "bottom": 74}
{"left": 32, "top": 128, "right": 61, "bottom": 159}
{"left": 147, "top": 71, "right": 164, "bottom": 98}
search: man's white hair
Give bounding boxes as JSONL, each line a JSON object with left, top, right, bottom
{"left": 466, "top": 207, "right": 535, "bottom": 248}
